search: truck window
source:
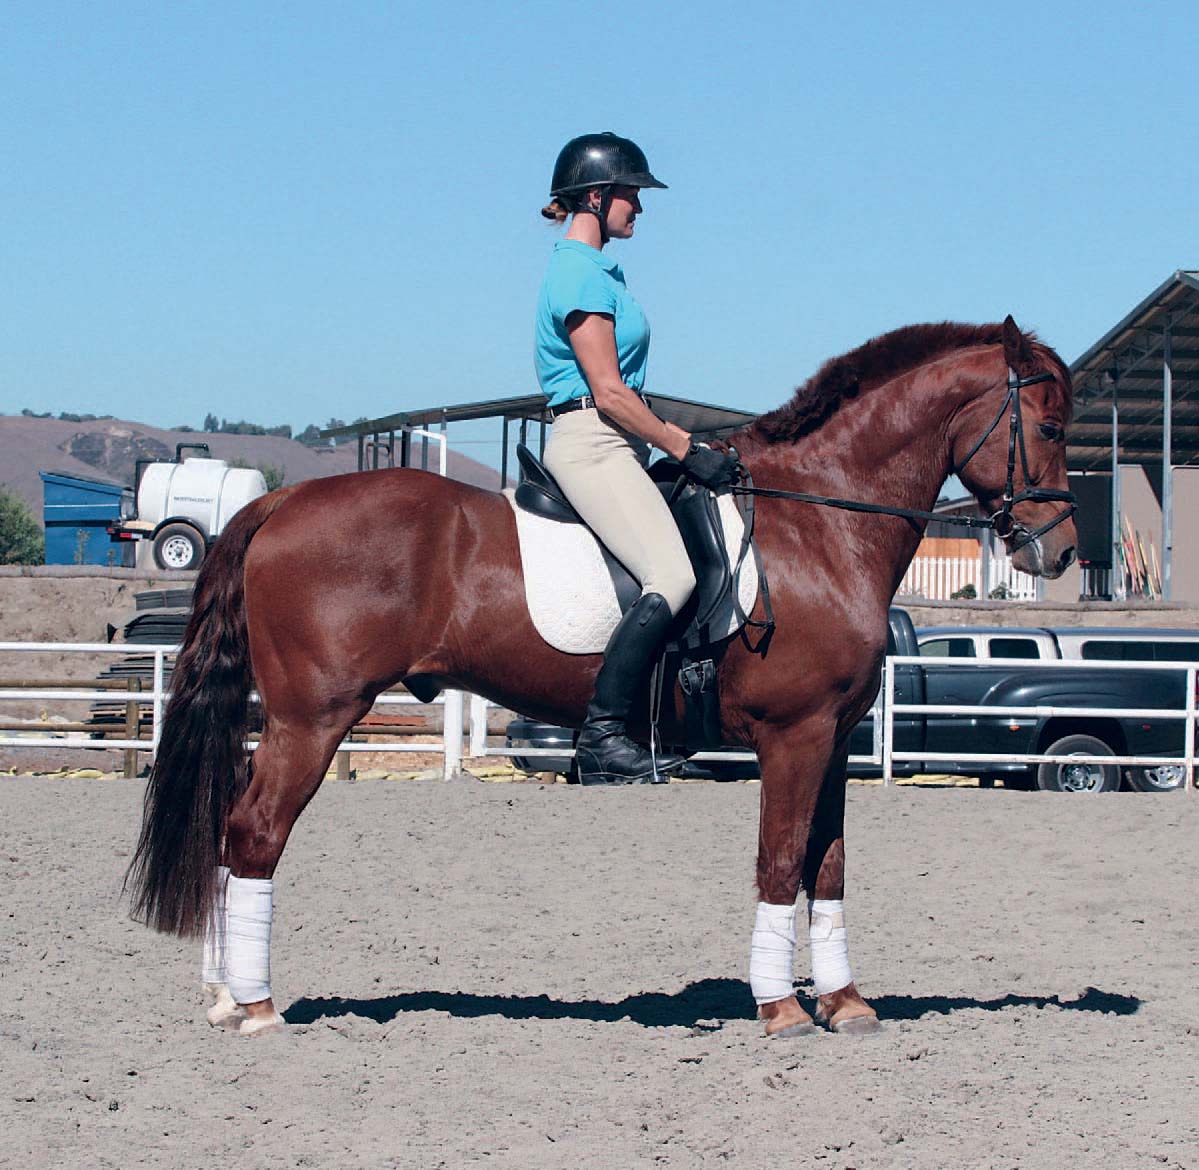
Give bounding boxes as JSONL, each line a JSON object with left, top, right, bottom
{"left": 1080, "top": 641, "right": 1155, "bottom": 661}
{"left": 988, "top": 637, "right": 1041, "bottom": 659}
{"left": 920, "top": 638, "right": 975, "bottom": 658}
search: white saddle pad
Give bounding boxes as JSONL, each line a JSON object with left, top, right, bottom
{"left": 506, "top": 489, "right": 759, "bottom": 655}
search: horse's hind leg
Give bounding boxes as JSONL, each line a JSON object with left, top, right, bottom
{"left": 214, "top": 707, "right": 364, "bottom": 1035}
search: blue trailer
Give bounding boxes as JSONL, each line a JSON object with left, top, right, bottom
{"left": 39, "top": 471, "right": 134, "bottom": 566}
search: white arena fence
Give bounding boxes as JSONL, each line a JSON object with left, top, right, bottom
{"left": 0, "top": 642, "right": 464, "bottom": 780}
{"left": 880, "top": 655, "right": 1198, "bottom": 790}
{"left": 3, "top": 643, "right": 1196, "bottom": 791}
{"left": 468, "top": 692, "right": 887, "bottom": 770}
{"left": 899, "top": 555, "right": 1039, "bottom": 601}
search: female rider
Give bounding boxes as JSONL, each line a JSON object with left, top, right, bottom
{"left": 535, "top": 132, "right": 740, "bottom": 785}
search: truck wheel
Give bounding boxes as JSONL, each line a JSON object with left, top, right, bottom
{"left": 1126, "top": 763, "right": 1187, "bottom": 794}
{"left": 1037, "top": 734, "right": 1120, "bottom": 793}
{"left": 153, "top": 523, "right": 205, "bottom": 571}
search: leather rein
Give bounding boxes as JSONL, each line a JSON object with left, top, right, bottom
{"left": 729, "top": 368, "right": 1077, "bottom": 554}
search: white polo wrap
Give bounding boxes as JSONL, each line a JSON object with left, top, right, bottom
{"left": 749, "top": 901, "right": 797, "bottom": 1005}
{"left": 809, "top": 898, "right": 852, "bottom": 995}
{"left": 226, "top": 875, "right": 274, "bottom": 1005}
{"left": 200, "top": 865, "right": 231, "bottom": 985}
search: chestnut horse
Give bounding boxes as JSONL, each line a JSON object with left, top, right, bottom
{"left": 128, "top": 317, "right": 1076, "bottom": 1037}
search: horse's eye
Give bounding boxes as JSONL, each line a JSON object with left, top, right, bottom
{"left": 1038, "top": 423, "right": 1064, "bottom": 442}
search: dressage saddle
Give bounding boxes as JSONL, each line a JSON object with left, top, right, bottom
{"left": 512, "top": 443, "right": 733, "bottom": 642}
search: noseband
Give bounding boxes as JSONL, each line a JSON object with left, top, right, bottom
{"left": 950, "top": 369, "right": 1077, "bottom": 552}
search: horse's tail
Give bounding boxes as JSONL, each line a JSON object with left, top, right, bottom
{"left": 126, "top": 488, "right": 295, "bottom": 938}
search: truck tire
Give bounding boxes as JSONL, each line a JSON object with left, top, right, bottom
{"left": 153, "top": 523, "right": 205, "bottom": 571}
{"left": 1126, "top": 763, "right": 1187, "bottom": 794}
{"left": 1037, "top": 734, "right": 1120, "bottom": 793}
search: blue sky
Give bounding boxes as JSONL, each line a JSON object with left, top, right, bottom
{"left": 4, "top": 1, "right": 1197, "bottom": 463}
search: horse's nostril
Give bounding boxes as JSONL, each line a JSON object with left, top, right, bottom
{"left": 1060, "top": 546, "right": 1077, "bottom": 570}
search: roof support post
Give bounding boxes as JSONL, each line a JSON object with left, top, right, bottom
{"left": 501, "top": 416, "right": 510, "bottom": 488}
{"left": 1163, "top": 325, "right": 1174, "bottom": 600}
{"left": 1111, "top": 376, "right": 1124, "bottom": 601}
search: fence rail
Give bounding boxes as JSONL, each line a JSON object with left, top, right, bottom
{"left": 0, "top": 641, "right": 464, "bottom": 780}
{"left": 881, "top": 655, "right": 1197, "bottom": 790}
{"left": 3, "top": 643, "right": 1196, "bottom": 792}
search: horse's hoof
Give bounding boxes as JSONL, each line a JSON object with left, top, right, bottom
{"left": 815, "top": 983, "right": 881, "bottom": 1035}
{"left": 829, "top": 1013, "right": 883, "bottom": 1036}
{"left": 235, "top": 1011, "right": 286, "bottom": 1037}
{"left": 758, "top": 996, "right": 817, "bottom": 1038}
{"left": 205, "top": 985, "right": 244, "bottom": 1029}
{"left": 767, "top": 1020, "right": 820, "bottom": 1038}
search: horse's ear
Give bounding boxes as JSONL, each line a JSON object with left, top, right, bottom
{"left": 1002, "top": 314, "right": 1033, "bottom": 369}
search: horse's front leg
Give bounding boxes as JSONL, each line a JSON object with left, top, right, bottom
{"left": 802, "top": 746, "right": 880, "bottom": 1034}
{"left": 749, "top": 721, "right": 829, "bottom": 1038}
{"left": 750, "top": 725, "right": 879, "bottom": 1037}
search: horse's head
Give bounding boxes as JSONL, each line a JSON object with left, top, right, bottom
{"left": 950, "top": 316, "right": 1077, "bottom": 579}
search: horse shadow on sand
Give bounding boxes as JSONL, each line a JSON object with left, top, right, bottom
{"left": 284, "top": 980, "right": 1140, "bottom": 1030}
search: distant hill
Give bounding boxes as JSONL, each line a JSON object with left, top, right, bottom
{"left": 0, "top": 414, "right": 501, "bottom": 525}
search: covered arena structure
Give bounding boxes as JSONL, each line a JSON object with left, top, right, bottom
{"left": 1047, "top": 270, "right": 1199, "bottom": 602}
{"left": 321, "top": 392, "right": 757, "bottom": 487}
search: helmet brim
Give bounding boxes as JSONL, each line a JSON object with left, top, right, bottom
{"left": 551, "top": 172, "right": 668, "bottom": 195}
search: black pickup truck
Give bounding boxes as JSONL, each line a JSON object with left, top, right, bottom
{"left": 852, "top": 608, "right": 1189, "bottom": 792}
{"left": 506, "top": 608, "right": 1192, "bottom": 793}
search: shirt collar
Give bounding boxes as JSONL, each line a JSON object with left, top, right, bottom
{"left": 555, "top": 239, "right": 621, "bottom": 274}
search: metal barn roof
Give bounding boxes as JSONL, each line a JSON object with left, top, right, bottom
{"left": 1068, "top": 270, "right": 1199, "bottom": 470}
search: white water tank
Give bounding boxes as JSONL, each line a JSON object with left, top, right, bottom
{"left": 137, "top": 457, "right": 267, "bottom": 537}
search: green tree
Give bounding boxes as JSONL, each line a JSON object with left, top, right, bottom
{"left": 0, "top": 487, "right": 45, "bottom": 565}
{"left": 203, "top": 412, "right": 219, "bottom": 432}
{"left": 228, "top": 459, "right": 286, "bottom": 491}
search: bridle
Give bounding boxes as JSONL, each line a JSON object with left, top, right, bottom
{"left": 730, "top": 367, "right": 1077, "bottom": 554}
{"left": 949, "top": 369, "right": 1076, "bottom": 552}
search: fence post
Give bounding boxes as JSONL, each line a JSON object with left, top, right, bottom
{"left": 469, "top": 693, "right": 489, "bottom": 759}
{"left": 443, "top": 689, "right": 464, "bottom": 779}
{"left": 882, "top": 658, "right": 895, "bottom": 786}
{"left": 151, "top": 649, "right": 165, "bottom": 762}
{"left": 1186, "top": 667, "right": 1196, "bottom": 792}
{"left": 124, "top": 677, "right": 142, "bottom": 779}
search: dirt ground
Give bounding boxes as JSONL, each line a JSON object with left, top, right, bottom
{"left": 2, "top": 774, "right": 1197, "bottom": 1170}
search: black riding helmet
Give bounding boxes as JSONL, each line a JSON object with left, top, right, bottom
{"left": 549, "top": 132, "right": 667, "bottom": 242}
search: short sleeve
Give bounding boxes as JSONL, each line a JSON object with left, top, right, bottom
{"left": 545, "top": 254, "right": 617, "bottom": 328}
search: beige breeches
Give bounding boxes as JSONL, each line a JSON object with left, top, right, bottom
{"left": 543, "top": 408, "right": 696, "bottom": 616}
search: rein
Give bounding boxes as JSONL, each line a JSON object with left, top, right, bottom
{"left": 730, "top": 369, "right": 1076, "bottom": 554}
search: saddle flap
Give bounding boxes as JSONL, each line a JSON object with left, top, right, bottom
{"left": 669, "top": 483, "right": 733, "bottom": 632}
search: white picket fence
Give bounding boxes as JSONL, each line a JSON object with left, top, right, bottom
{"left": 899, "top": 555, "right": 1039, "bottom": 601}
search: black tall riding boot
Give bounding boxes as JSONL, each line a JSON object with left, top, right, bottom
{"left": 575, "top": 593, "right": 687, "bottom": 785}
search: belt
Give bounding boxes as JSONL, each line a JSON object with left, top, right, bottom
{"left": 548, "top": 394, "right": 648, "bottom": 419}
{"left": 548, "top": 395, "right": 596, "bottom": 417}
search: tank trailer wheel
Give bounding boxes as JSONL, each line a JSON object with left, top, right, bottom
{"left": 153, "top": 523, "right": 206, "bottom": 571}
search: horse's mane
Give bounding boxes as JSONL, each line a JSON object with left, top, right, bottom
{"left": 748, "top": 321, "right": 1048, "bottom": 444}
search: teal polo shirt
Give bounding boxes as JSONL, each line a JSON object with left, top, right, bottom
{"left": 534, "top": 240, "right": 651, "bottom": 407}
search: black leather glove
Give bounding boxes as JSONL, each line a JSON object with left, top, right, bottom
{"left": 681, "top": 443, "right": 741, "bottom": 490}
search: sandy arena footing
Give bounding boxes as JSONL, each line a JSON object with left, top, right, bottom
{"left": 1, "top": 774, "right": 1197, "bottom": 1170}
